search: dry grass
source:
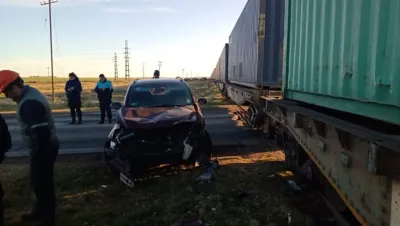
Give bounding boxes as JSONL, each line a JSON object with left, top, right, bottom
{"left": 0, "top": 78, "right": 229, "bottom": 112}
{"left": 1, "top": 149, "right": 313, "bottom": 226}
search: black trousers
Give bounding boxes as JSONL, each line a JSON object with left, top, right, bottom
{"left": 29, "top": 148, "right": 58, "bottom": 226}
{"left": 0, "top": 181, "right": 3, "bottom": 226}
{"left": 69, "top": 106, "right": 82, "bottom": 122}
{"left": 100, "top": 103, "right": 112, "bottom": 121}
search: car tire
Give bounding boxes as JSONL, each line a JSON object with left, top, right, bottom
{"left": 187, "top": 130, "right": 213, "bottom": 167}
{"left": 103, "top": 139, "right": 117, "bottom": 173}
{"left": 103, "top": 139, "right": 112, "bottom": 161}
{"left": 199, "top": 130, "right": 212, "bottom": 158}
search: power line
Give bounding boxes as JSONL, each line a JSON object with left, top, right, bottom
{"left": 157, "top": 61, "right": 163, "bottom": 72}
{"left": 113, "top": 52, "right": 118, "bottom": 80}
{"left": 40, "top": 0, "right": 57, "bottom": 103}
{"left": 38, "top": 19, "right": 47, "bottom": 75}
{"left": 124, "top": 40, "right": 130, "bottom": 81}
{"left": 51, "top": 9, "right": 65, "bottom": 78}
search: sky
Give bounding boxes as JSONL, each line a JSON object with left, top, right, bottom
{"left": 0, "top": 0, "right": 247, "bottom": 78}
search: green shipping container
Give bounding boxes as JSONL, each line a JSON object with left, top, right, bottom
{"left": 283, "top": 0, "right": 400, "bottom": 125}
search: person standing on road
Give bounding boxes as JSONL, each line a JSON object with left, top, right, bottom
{"left": 94, "top": 74, "right": 113, "bottom": 124}
{"left": 0, "top": 113, "right": 12, "bottom": 225}
{"left": 0, "top": 70, "right": 59, "bottom": 226}
{"left": 153, "top": 70, "right": 160, "bottom": 79}
{"left": 65, "top": 72, "right": 83, "bottom": 125}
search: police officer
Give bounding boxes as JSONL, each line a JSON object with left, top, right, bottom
{"left": 0, "top": 113, "right": 12, "bottom": 225}
{"left": 0, "top": 70, "right": 59, "bottom": 226}
{"left": 153, "top": 70, "right": 160, "bottom": 79}
{"left": 94, "top": 74, "right": 113, "bottom": 124}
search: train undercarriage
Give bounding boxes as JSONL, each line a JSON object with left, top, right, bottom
{"left": 215, "top": 81, "right": 400, "bottom": 225}
{"left": 263, "top": 98, "right": 400, "bottom": 226}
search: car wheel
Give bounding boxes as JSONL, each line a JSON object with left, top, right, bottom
{"left": 103, "top": 139, "right": 116, "bottom": 172}
{"left": 199, "top": 130, "right": 212, "bottom": 158}
{"left": 103, "top": 139, "right": 112, "bottom": 161}
{"left": 187, "top": 130, "right": 212, "bottom": 167}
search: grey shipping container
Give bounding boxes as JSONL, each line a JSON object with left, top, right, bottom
{"left": 216, "top": 44, "right": 229, "bottom": 82}
{"left": 228, "top": 0, "right": 285, "bottom": 89}
{"left": 210, "top": 67, "right": 216, "bottom": 80}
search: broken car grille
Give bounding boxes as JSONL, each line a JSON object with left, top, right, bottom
{"left": 118, "top": 123, "right": 199, "bottom": 155}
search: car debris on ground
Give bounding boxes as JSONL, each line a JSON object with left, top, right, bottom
{"left": 195, "top": 159, "right": 219, "bottom": 183}
{"left": 1, "top": 150, "right": 318, "bottom": 226}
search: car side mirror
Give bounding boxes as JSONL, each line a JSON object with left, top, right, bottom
{"left": 110, "top": 102, "right": 123, "bottom": 110}
{"left": 198, "top": 98, "right": 207, "bottom": 105}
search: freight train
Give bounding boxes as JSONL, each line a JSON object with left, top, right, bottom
{"left": 211, "top": 0, "right": 400, "bottom": 225}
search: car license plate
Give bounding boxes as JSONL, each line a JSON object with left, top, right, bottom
{"left": 120, "top": 172, "right": 134, "bottom": 188}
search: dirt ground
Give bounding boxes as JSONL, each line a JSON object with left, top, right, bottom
{"left": 0, "top": 147, "right": 314, "bottom": 226}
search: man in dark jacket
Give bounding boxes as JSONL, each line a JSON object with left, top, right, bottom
{"left": 94, "top": 74, "right": 113, "bottom": 124}
{"left": 0, "top": 114, "right": 12, "bottom": 225}
{"left": 0, "top": 70, "right": 59, "bottom": 226}
{"left": 65, "top": 72, "right": 83, "bottom": 124}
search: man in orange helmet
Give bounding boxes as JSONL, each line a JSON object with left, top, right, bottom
{"left": 0, "top": 70, "right": 59, "bottom": 226}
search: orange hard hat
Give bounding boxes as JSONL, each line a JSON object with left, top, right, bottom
{"left": 0, "top": 70, "right": 20, "bottom": 93}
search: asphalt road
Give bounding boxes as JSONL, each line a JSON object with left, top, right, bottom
{"left": 3, "top": 107, "right": 266, "bottom": 157}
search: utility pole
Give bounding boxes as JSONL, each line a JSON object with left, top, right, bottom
{"left": 141, "top": 63, "right": 145, "bottom": 79}
{"left": 40, "top": 0, "right": 57, "bottom": 103}
{"left": 113, "top": 52, "right": 118, "bottom": 80}
{"left": 157, "top": 61, "right": 163, "bottom": 72}
{"left": 47, "top": 67, "right": 50, "bottom": 78}
{"left": 124, "top": 40, "right": 130, "bottom": 81}
{"left": 190, "top": 70, "right": 192, "bottom": 78}
{"left": 182, "top": 68, "right": 184, "bottom": 78}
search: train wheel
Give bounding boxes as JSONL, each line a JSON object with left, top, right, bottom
{"left": 281, "top": 133, "right": 310, "bottom": 173}
{"left": 296, "top": 145, "right": 349, "bottom": 215}
{"left": 263, "top": 116, "right": 275, "bottom": 139}
{"left": 248, "top": 104, "right": 264, "bottom": 127}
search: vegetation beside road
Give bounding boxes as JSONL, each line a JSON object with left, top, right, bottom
{"left": 0, "top": 77, "right": 230, "bottom": 113}
{"left": 1, "top": 149, "right": 312, "bottom": 226}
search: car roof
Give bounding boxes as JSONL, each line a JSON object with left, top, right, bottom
{"left": 128, "top": 78, "right": 186, "bottom": 87}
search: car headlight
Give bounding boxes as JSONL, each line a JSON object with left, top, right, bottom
{"left": 108, "top": 124, "right": 121, "bottom": 139}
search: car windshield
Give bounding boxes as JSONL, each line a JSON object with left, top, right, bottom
{"left": 125, "top": 82, "right": 194, "bottom": 107}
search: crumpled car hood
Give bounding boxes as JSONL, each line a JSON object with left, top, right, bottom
{"left": 119, "top": 105, "right": 197, "bottom": 128}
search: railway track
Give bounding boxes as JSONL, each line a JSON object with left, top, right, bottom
{"left": 217, "top": 86, "right": 357, "bottom": 226}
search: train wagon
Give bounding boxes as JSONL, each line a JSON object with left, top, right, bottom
{"left": 216, "top": 43, "right": 229, "bottom": 83}
{"left": 216, "top": 0, "right": 285, "bottom": 126}
{"left": 214, "top": 44, "right": 229, "bottom": 92}
{"left": 214, "top": 0, "right": 400, "bottom": 225}
{"left": 263, "top": 0, "right": 400, "bottom": 225}
{"left": 228, "top": 0, "right": 284, "bottom": 89}
{"left": 210, "top": 67, "right": 217, "bottom": 81}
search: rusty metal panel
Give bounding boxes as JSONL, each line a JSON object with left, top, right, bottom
{"left": 283, "top": 0, "right": 400, "bottom": 125}
{"left": 266, "top": 99, "right": 400, "bottom": 225}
